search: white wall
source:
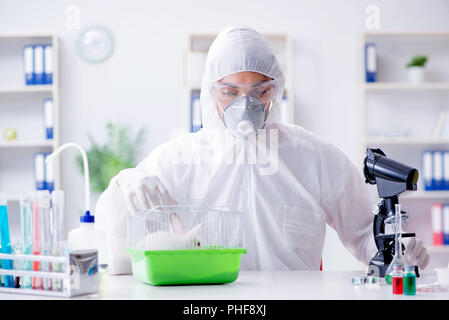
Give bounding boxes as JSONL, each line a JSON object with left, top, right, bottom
{"left": 1, "top": 0, "right": 449, "bottom": 270}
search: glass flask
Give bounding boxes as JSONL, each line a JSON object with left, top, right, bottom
{"left": 385, "top": 204, "right": 406, "bottom": 285}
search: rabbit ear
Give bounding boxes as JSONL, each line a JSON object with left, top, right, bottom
{"left": 188, "top": 223, "right": 204, "bottom": 238}
{"left": 170, "top": 213, "right": 185, "bottom": 235}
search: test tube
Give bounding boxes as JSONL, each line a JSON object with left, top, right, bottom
{"left": 0, "top": 192, "right": 14, "bottom": 288}
{"left": 11, "top": 239, "right": 22, "bottom": 288}
{"left": 39, "top": 190, "right": 52, "bottom": 290}
{"left": 20, "top": 193, "right": 33, "bottom": 288}
{"left": 51, "top": 190, "right": 64, "bottom": 292}
{"left": 32, "top": 191, "right": 42, "bottom": 290}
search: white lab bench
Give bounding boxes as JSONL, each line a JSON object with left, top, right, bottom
{"left": 0, "top": 270, "right": 448, "bottom": 300}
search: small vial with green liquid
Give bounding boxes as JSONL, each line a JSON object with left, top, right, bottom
{"left": 403, "top": 264, "right": 416, "bottom": 296}
{"left": 386, "top": 273, "right": 392, "bottom": 285}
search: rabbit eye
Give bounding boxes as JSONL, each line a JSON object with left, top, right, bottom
{"left": 197, "top": 241, "right": 200, "bottom": 247}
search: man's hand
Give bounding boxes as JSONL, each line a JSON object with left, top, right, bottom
{"left": 404, "top": 237, "right": 430, "bottom": 270}
{"left": 117, "top": 169, "right": 176, "bottom": 215}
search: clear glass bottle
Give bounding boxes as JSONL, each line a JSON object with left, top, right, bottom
{"left": 403, "top": 265, "right": 416, "bottom": 296}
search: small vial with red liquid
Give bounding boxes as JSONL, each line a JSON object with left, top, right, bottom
{"left": 391, "top": 264, "right": 404, "bottom": 295}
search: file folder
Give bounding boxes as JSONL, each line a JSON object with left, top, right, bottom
{"left": 431, "top": 203, "right": 444, "bottom": 246}
{"left": 422, "top": 151, "right": 433, "bottom": 191}
{"left": 43, "top": 98, "right": 54, "bottom": 139}
{"left": 23, "top": 45, "right": 34, "bottom": 85}
{"left": 443, "top": 204, "right": 449, "bottom": 245}
{"left": 34, "top": 153, "right": 45, "bottom": 190}
{"left": 190, "top": 90, "right": 202, "bottom": 133}
{"left": 44, "top": 153, "right": 54, "bottom": 193}
{"left": 434, "top": 151, "right": 444, "bottom": 190}
{"left": 33, "top": 45, "right": 44, "bottom": 85}
{"left": 444, "top": 151, "right": 449, "bottom": 190}
{"left": 43, "top": 45, "right": 53, "bottom": 85}
{"left": 365, "top": 43, "right": 377, "bottom": 83}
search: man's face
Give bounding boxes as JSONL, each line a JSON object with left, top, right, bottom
{"left": 214, "top": 71, "right": 272, "bottom": 119}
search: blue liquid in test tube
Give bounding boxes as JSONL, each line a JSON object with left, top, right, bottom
{"left": 0, "top": 192, "right": 14, "bottom": 288}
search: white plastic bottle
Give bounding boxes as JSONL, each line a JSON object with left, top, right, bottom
{"left": 68, "top": 210, "right": 106, "bottom": 265}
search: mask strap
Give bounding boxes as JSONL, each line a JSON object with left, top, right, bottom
{"left": 264, "top": 100, "right": 273, "bottom": 120}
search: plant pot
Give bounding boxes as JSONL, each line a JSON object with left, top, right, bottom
{"left": 407, "top": 66, "right": 425, "bottom": 83}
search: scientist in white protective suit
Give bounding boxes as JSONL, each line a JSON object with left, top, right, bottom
{"left": 95, "top": 26, "right": 430, "bottom": 275}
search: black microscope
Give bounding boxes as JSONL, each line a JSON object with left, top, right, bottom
{"left": 363, "top": 148, "right": 420, "bottom": 278}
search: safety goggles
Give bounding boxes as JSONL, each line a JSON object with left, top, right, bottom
{"left": 210, "top": 79, "right": 278, "bottom": 108}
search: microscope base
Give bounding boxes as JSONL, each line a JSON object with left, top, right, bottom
{"left": 367, "top": 252, "right": 389, "bottom": 277}
{"left": 367, "top": 252, "right": 420, "bottom": 278}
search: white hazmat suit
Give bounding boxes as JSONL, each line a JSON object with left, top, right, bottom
{"left": 96, "top": 26, "right": 396, "bottom": 275}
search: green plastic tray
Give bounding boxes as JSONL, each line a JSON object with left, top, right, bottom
{"left": 126, "top": 247, "right": 247, "bottom": 286}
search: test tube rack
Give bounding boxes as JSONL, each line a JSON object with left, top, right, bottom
{"left": 0, "top": 250, "right": 98, "bottom": 298}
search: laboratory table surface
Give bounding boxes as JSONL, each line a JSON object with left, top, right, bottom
{"left": 1, "top": 270, "right": 448, "bottom": 300}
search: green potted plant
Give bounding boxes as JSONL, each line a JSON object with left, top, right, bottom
{"left": 76, "top": 122, "right": 147, "bottom": 194}
{"left": 406, "top": 55, "right": 428, "bottom": 83}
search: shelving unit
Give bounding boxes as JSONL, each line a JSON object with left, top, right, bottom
{"left": 0, "top": 85, "right": 55, "bottom": 93}
{"left": 0, "top": 140, "right": 55, "bottom": 148}
{"left": 402, "top": 191, "right": 449, "bottom": 200}
{"left": 359, "top": 31, "right": 449, "bottom": 267}
{"left": 427, "top": 245, "right": 449, "bottom": 253}
{"left": 359, "top": 30, "right": 449, "bottom": 172}
{"left": 0, "top": 34, "right": 61, "bottom": 202}
{"left": 184, "top": 33, "right": 294, "bottom": 132}
{"left": 364, "top": 82, "right": 449, "bottom": 91}
{"left": 365, "top": 138, "right": 449, "bottom": 146}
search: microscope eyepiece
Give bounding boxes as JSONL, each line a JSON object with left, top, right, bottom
{"left": 363, "top": 148, "right": 419, "bottom": 198}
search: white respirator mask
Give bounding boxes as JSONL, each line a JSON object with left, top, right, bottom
{"left": 211, "top": 80, "right": 277, "bottom": 137}
{"left": 222, "top": 95, "right": 268, "bottom": 136}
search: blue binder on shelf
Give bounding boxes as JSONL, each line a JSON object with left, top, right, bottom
{"left": 365, "top": 43, "right": 377, "bottom": 83}
{"left": 43, "top": 44, "right": 53, "bottom": 85}
{"left": 422, "top": 150, "right": 434, "bottom": 191}
{"left": 444, "top": 151, "right": 449, "bottom": 190}
{"left": 33, "top": 45, "right": 44, "bottom": 85}
{"left": 190, "top": 90, "right": 202, "bottom": 133}
{"left": 44, "top": 153, "right": 54, "bottom": 193}
{"left": 443, "top": 204, "right": 449, "bottom": 245}
{"left": 23, "top": 45, "right": 34, "bottom": 85}
{"left": 43, "top": 98, "right": 54, "bottom": 139}
{"left": 434, "top": 150, "right": 444, "bottom": 190}
{"left": 34, "top": 153, "right": 46, "bottom": 190}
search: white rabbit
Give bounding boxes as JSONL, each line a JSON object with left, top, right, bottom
{"left": 137, "top": 213, "right": 204, "bottom": 250}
